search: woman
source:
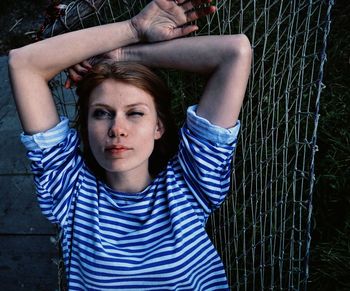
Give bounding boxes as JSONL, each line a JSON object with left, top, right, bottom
{"left": 9, "top": 0, "right": 252, "bottom": 289}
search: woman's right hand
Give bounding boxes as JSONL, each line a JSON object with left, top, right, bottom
{"left": 131, "top": 0, "right": 216, "bottom": 42}
{"left": 65, "top": 60, "right": 92, "bottom": 88}
{"left": 64, "top": 54, "right": 113, "bottom": 88}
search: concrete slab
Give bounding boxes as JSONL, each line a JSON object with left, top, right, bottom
{"left": 0, "top": 175, "right": 55, "bottom": 234}
{"left": 0, "top": 56, "right": 31, "bottom": 174}
{"left": 0, "top": 235, "right": 58, "bottom": 291}
{"left": 0, "top": 56, "right": 77, "bottom": 174}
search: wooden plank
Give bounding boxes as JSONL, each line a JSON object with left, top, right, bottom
{"left": 0, "top": 235, "right": 59, "bottom": 290}
{"left": 0, "top": 175, "right": 56, "bottom": 234}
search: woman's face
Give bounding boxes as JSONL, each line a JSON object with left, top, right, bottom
{"left": 87, "top": 79, "right": 164, "bottom": 180}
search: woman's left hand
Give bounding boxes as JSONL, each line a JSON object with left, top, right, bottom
{"left": 131, "top": 0, "right": 216, "bottom": 42}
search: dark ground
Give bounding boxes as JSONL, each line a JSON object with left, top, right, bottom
{"left": 0, "top": 0, "right": 47, "bottom": 55}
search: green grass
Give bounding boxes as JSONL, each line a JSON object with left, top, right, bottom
{"left": 308, "top": 0, "right": 350, "bottom": 289}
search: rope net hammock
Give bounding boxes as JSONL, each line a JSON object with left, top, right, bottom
{"left": 39, "top": 0, "right": 333, "bottom": 289}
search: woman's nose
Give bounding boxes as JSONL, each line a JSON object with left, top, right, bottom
{"left": 108, "top": 118, "right": 128, "bottom": 138}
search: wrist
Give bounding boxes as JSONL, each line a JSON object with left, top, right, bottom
{"left": 128, "top": 18, "right": 144, "bottom": 43}
{"left": 109, "top": 47, "right": 128, "bottom": 62}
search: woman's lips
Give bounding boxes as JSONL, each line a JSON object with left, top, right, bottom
{"left": 105, "top": 145, "right": 132, "bottom": 155}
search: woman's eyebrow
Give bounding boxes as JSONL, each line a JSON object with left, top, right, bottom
{"left": 90, "top": 103, "right": 113, "bottom": 109}
{"left": 125, "top": 102, "right": 149, "bottom": 108}
{"left": 90, "top": 102, "right": 150, "bottom": 109}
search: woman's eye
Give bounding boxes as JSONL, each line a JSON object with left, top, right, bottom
{"left": 128, "top": 111, "right": 144, "bottom": 117}
{"left": 92, "top": 109, "right": 112, "bottom": 119}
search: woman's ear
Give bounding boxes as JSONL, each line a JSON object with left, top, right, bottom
{"left": 154, "top": 119, "right": 165, "bottom": 140}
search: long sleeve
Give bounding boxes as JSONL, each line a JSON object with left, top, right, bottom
{"left": 177, "top": 105, "right": 240, "bottom": 215}
{"left": 21, "top": 117, "right": 84, "bottom": 225}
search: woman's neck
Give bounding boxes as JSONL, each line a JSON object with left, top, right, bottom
{"left": 105, "top": 169, "right": 152, "bottom": 193}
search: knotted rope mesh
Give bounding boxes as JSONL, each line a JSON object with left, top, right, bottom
{"left": 40, "top": 0, "right": 333, "bottom": 289}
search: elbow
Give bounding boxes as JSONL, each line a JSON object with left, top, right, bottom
{"left": 8, "top": 47, "right": 48, "bottom": 82}
{"left": 218, "top": 34, "right": 252, "bottom": 76}
{"left": 230, "top": 34, "right": 252, "bottom": 60}
{"left": 8, "top": 49, "right": 19, "bottom": 72}
{"left": 221, "top": 34, "right": 252, "bottom": 65}
{"left": 8, "top": 48, "right": 29, "bottom": 72}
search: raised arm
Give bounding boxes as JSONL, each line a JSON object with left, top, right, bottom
{"left": 117, "top": 35, "right": 252, "bottom": 128}
{"left": 9, "top": 21, "right": 136, "bottom": 134}
{"left": 8, "top": 0, "right": 215, "bottom": 134}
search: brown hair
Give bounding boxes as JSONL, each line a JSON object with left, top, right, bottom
{"left": 75, "top": 60, "right": 179, "bottom": 180}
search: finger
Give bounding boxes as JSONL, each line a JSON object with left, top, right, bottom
{"left": 181, "top": 0, "right": 212, "bottom": 11}
{"left": 181, "top": 25, "right": 199, "bottom": 36}
{"left": 176, "top": 0, "right": 212, "bottom": 5}
{"left": 81, "top": 60, "right": 92, "bottom": 69}
{"left": 181, "top": 1, "right": 194, "bottom": 11}
{"left": 74, "top": 63, "right": 89, "bottom": 74}
{"left": 191, "top": 0, "right": 213, "bottom": 7}
{"left": 171, "top": 0, "right": 185, "bottom": 5}
{"left": 186, "top": 5, "right": 216, "bottom": 22}
{"left": 68, "top": 68, "right": 83, "bottom": 82}
{"left": 65, "top": 78, "right": 72, "bottom": 89}
{"left": 172, "top": 24, "right": 199, "bottom": 38}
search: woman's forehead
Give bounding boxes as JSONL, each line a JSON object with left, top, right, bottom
{"left": 89, "top": 79, "right": 155, "bottom": 108}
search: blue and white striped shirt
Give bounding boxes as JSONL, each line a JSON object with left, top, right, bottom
{"left": 21, "top": 105, "right": 240, "bottom": 290}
